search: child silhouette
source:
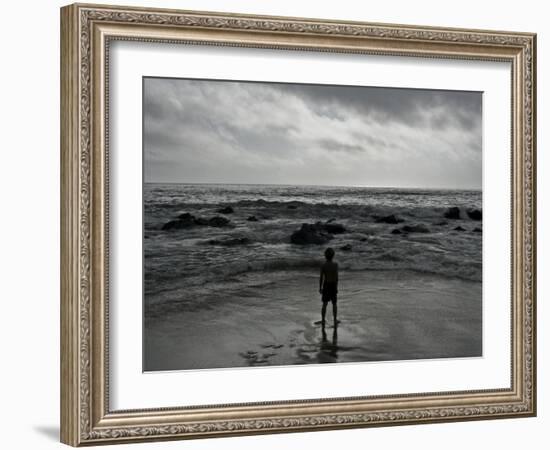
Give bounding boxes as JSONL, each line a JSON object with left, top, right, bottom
{"left": 319, "top": 247, "right": 339, "bottom": 326}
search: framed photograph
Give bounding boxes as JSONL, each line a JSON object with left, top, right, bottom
{"left": 60, "top": 3, "right": 537, "bottom": 446}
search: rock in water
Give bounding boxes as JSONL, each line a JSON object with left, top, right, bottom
{"left": 444, "top": 207, "right": 461, "bottom": 219}
{"left": 161, "top": 220, "right": 179, "bottom": 230}
{"left": 162, "top": 213, "right": 231, "bottom": 230}
{"left": 340, "top": 244, "right": 352, "bottom": 251}
{"left": 323, "top": 222, "right": 346, "bottom": 234}
{"left": 194, "top": 217, "right": 209, "bottom": 226}
{"left": 454, "top": 226, "right": 466, "bottom": 232}
{"left": 247, "top": 216, "right": 259, "bottom": 222}
{"left": 375, "top": 214, "right": 404, "bottom": 224}
{"left": 391, "top": 229, "right": 402, "bottom": 235}
{"left": 467, "top": 209, "right": 482, "bottom": 221}
{"left": 217, "top": 206, "right": 234, "bottom": 214}
{"left": 473, "top": 227, "right": 482, "bottom": 233}
{"left": 290, "top": 223, "right": 333, "bottom": 245}
{"left": 402, "top": 224, "right": 430, "bottom": 233}
{"left": 289, "top": 220, "right": 346, "bottom": 244}
{"left": 208, "top": 216, "right": 231, "bottom": 227}
{"left": 161, "top": 215, "right": 196, "bottom": 230}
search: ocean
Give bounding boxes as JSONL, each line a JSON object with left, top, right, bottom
{"left": 143, "top": 183, "right": 482, "bottom": 371}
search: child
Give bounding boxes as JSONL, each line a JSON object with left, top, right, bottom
{"left": 319, "top": 247, "right": 339, "bottom": 326}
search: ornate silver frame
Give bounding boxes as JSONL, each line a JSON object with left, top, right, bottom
{"left": 60, "top": 2, "right": 536, "bottom": 446}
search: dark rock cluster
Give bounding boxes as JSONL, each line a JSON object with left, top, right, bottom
{"left": 467, "top": 209, "right": 482, "bottom": 221}
{"left": 374, "top": 214, "right": 405, "bottom": 224}
{"left": 290, "top": 221, "right": 347, "bottom": 245}
{"left": 162, "top": 213, "right": 231, "bottom": 230}
{"left": 444, "top": 207, "right": 461, "bottom": 220}
{"left": 217, "top": 206, "right": 234, "bottom": 214}
{"left": 443, "top": 206, "right": 482, "bottom": 221}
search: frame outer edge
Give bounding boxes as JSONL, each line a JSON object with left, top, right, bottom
{"left": 61, "top": 3, "right": 537, "bottom": 445}
{"left": 61, "top": 4, "right": 81, "bottom": 447}
{"left": 529, "top": 33, "right": 537, "bottom": 416}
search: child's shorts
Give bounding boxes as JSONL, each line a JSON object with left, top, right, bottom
{"left": 322, "top": 282, "right": 338, "bottom": 304}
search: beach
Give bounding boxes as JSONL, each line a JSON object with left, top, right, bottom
{"left": 143, "top": 183, "right": 482, "bottom": 371}
{"left": 144, "top": 269, "right": 481, "bottom": 371}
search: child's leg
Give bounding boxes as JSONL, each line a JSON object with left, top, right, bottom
{"left": 321, "top": 302, "right": 327, "bottom": 324}
{"left": 332, "top": 301, "right": 338, "bottom": 323}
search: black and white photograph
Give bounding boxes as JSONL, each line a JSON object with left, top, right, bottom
{"left": 143, "top": 77, "right": 483, "bottom": 372}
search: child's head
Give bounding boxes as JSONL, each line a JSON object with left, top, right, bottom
{"left": 324, "top": 247, "right": 335, "bottom": 261}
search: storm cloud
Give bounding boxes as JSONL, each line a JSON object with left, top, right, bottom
{"left": 144, "top": 77, "right": 482, "bottom": 189}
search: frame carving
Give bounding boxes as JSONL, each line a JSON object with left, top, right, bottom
{"left": 61, "top": 3, "right": 536, "bottom": 446}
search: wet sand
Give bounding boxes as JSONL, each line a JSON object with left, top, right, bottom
{"left": 144, "top": 270, "right": 482, "bottom": 371}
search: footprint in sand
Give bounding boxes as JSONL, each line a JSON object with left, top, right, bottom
{"left": 252, "top": 359, "right": 269, "bottom": 365}
{"left": 239, "top": 349, "right": 279, "bottom": 366}
{"left": 260, "top": 343, "right": 284, "bottom": 349}
{"left": 239, "top": 351, "right": 258, "bottom": 360}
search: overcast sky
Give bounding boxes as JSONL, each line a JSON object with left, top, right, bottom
{"left": 143, "top": 77, "right": 482, "bottom": 189}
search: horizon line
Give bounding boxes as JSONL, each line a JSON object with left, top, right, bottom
{"left": 143, "top": 181, "right": 482, "bottom": 191}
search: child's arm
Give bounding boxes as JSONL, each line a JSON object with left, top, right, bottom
{"left": 319, "top": 266, "right": 324, "bottom": 294}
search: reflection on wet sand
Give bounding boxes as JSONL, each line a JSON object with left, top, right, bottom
{"left": 318, "top": 323, "right": 338, "bottom": 363}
